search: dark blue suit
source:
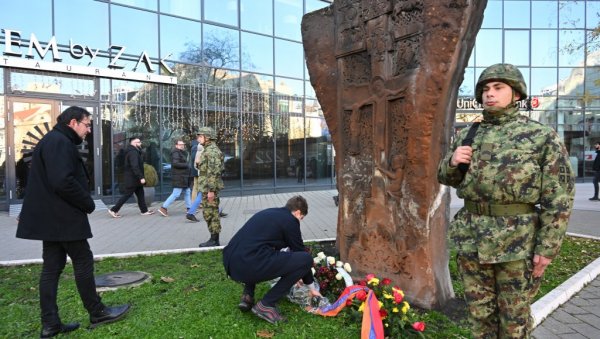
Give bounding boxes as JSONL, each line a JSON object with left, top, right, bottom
{"left": 223, "top": 207, "right": 313, "bottom": 306}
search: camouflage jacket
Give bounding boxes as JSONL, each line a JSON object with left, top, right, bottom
{"left": 438, "top": 107, "right": 575, "bottom": 263}
{"left": 196, "top": 140, "right": 224, "bottom": 193}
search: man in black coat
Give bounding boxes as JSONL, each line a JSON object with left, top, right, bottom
{"left": 108, "top": 137, "right": 155, "bottom": 217}
{"left": 158, "top": 139, "right": 191, "bottom": 216}
{"left": 590, "top": 141, "right": 600, "bottom": 201}
{"left": 16, "top": 106, "right": 130, "bottom": 338}
{"left": 222, "top": 196, "right": 321, "bottom": 324}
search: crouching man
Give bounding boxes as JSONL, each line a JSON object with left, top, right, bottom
{"left": 223, "top": 195, "right": 321, "bottom": 324}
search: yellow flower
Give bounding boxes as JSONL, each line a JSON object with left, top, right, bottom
{"left": 392, "top": 307, "right": 399, "bottom": 313}
{"left": 383, "top": 292, "right": 393, "bottom": 300}
{"left": 384, "top": 323, "right": 389, "bottom": 328}
{"left": 358, "top": 302, "right": 365, "bottom": 312}
{"left": 378, "top": 301, "right": 383, "bottom": 309}
{"left": 368, "top": 277, "right": 380, "bottom": 286}
{"left": 401, "top": 301, "right": 410, "bottom": 314}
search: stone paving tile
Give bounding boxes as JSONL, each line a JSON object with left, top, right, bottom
{"left": 571, "top": 295, "right": 595, "bottom": 307}
{"left": 532, "top": 326, "right": 567, "bottom": 339}
{"left": 540, "top": 317, "right": 583, "bottom": 335}
{"left": 572, "top": 314, "right": 600, "bottom": 330}
{"left": 569, "top": 323, "right": 600, "bottom": 338}
{"left": 552, "top": 308, "right": 583, "bottom": 324}
{"left": 562, "top": 303, "right": 590, "bottom": 315}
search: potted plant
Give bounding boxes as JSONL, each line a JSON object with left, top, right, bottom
{"left": 142, "top": 163, "right": 158, "bottom": 206}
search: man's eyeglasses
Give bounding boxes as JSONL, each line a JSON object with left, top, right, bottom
{"left": 78, "top": 121, "right": 92, "bottom": 129}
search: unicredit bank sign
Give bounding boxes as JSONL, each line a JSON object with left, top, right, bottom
{"left": 456, "top": 97, "right": 539, "bottom": 110}
{"left": 1, "top": 28, "right": 177, "bottom": 84}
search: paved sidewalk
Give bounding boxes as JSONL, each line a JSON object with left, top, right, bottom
{"left": 0, "top": 184, "right": 598, "bottom": 337}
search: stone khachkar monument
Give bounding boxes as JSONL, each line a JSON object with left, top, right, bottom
{"left": 302, "top": 0, "right": 487, "bottom": 309}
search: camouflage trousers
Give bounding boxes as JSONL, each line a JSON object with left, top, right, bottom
{"left": 201, "top": 192, "right": 221, "bottom": 234}
{"left": 457, "top": 253, "right": 541, "bottom": 339}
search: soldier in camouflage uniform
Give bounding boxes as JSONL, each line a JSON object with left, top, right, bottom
{"left": 438, "top": 63, "right": 575, "bottom": 338}
{"left": 195, "top": 127, "right": 225, "bottom": 247}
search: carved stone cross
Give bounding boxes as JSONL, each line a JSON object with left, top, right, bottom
{"left": 302, "top": 0, "right": 487, "bottom": 308}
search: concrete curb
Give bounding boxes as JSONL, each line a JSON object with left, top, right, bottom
{"left": 0, "top": 238, "right": 337, "bottom": 267}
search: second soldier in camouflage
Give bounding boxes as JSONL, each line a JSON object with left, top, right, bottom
{"left": 438, "top": 63, "right": 575, "bottom": 338}
{"left": 195, "top": 127, "right": 225, "bottom": 247}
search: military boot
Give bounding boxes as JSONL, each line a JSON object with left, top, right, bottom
{"left": 199, "top": 233, "right": 220, "bottom": 247}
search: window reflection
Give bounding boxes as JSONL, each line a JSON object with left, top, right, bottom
{"left": 160, "top": 15, "right": 201, "bottom": 63}
{"left": 559, "top": 1, "right": 585, "bottom": 29}
{"left": 274, "top": 114, "right": 302, "bottom": 186}
{"left": 481, "top": 1, "right": 502, "bottom": 28}
{"left": 305, "top": 81, "right": 316, "bottom": 99}
{"left": 532, "top": 1, "right": 557, "bottom": 28}
{"left": 242, "top": 112, "right": 275, "bottom": 187}
{"left": 241, "top": 0, "right": 272, "bottom": 35}
{"left": 241, "top": 32, "right": 273, "bottom": 74}
{"left": 274, "top": 0, "right": 303, "bottom": 41}
{"left": 275, "top": 39, "right": 304, "bottom": 78}
{"left": 111, "top": 5, "right": 158, "bottom": 57}
{"left": 203, "top": 24, "right": 240, "bottom": 70}
{"left": 532, "top": 30, "right": 558, "bottom": 67}
{"left": 459, "top": 67, "right": 475, "bottom": 96}
{"left": 504, "top": 30, "right": 529, "bottom": 66}
{"left": 55, "top": 0, "right": 108, "bottom": 47}
{"left": 111, "top": 0, "right": 157, "bottom": 11}
{"left": 475, "top": 29, "right": 502, "bottom": 66}
{"left": 559, "top": 30, "right": 584, "bottom": 67}
{"left": 241, "top": 73, "right": 273, "bottom": 93}
{"left": 305, "top": 98, "right": 323, "bottom": 118}
{"left": 305, "top": 117, "right": 333, "bottom": 185}
{"left": 205, "top": 0, "right": 238, "bottom": 27}
{"left": 0, "top": 1, "right": 51, "bottom": 39}
{"left": 160, "top": 0, "right": 200, "bottom": 20}
{"left": 504, "top": 1, "right": 530, "bottom": 28}
{"left": 275, "top": 77, "right": 304, "bottom": 97}
{"left": 531, "top": 68, "right": 558, "bottom": 97}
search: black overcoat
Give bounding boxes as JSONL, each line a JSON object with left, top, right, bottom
{"left": 170, "top": 148, "right": 190, "bottom": 188}
{"left": 123, "top": 145, "right": 144, "bottom": 188}
{"left": 16, "top": 124, "right": 95, "bottom": 241}
{"left": 222, "top": 207, "right": 314, "bottom": 285}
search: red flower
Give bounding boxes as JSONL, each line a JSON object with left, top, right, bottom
{"left": 412, "top": 322, "right": 425, "bottom": 332}
{"left": 379, "top": 309, "right": 388, "bottom": 318}
{"left": 366, "top": 273, "right": 376, "bottom": 281}
{"left": 358, "top": 280, "right": 367, "bottom": 286}
{"left": 381, "top": 278, "right": 392, "bottom": 285}
{"left": 356, "top": 290, "right": 367, "bottom": 301}
{"left": 393, "top": 291, "right": 403, "bottom": 304}
{"left": 345, "top": 298, "right": 353, "bottom": 306}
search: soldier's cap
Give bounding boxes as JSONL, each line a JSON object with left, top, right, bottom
{"left": 475, "top": 63, "right": 527, "bottom": 102}
{"left": 196, "top": 127, "right": 216, "bottom": 138}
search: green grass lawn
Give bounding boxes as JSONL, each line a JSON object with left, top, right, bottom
{"left": 1, "top": 236, "right": 599, "bottom": 339}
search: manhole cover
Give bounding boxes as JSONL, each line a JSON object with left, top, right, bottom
{"left": 95, "top": 271, "right": 149, "bottom": 288}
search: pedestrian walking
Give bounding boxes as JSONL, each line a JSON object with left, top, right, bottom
{"left": 158, "top": 139, "right": 192, "bottom": 216}
{"left": 437, "top": 63, "right": 575, "bottom": 338}
{"left": 589, "top": 141, "right": 600, "bottom": 201}
{"left": 16, "top": 106, "right": 130, "bottom": 338}
{"left": 108, "top": 137, "right": 155, "bottom": 217}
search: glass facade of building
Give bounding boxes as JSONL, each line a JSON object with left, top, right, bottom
{"left": 0, "top": 0, "right": 333, "bottom": 210}
{"left": 459, "top": 0, "right": 600, "bottom": 179}
{"left": 0, "top": 0, "right": 599, "bottom": 210}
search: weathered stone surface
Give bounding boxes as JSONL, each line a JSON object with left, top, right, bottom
{"left": 302, "top": 0, "right": 487, "bottom": 309}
